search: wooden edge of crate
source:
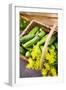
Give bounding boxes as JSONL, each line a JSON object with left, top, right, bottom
{"left": 20, "top": 19, "right": 51, "bottom": 36}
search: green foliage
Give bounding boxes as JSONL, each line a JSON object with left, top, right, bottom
{"left": 20, "top": 17, "right": 28, "bottom": 32}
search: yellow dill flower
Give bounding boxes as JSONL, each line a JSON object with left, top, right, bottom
{"left": 26, "top": 58, "right": 34, "bottom": 69}
{"left": 44, "top": 63, "right": 50, "bottom": 70}
{"left": 26, "top": 44, "right": 41, "bottom": 70}
{"left": 31, "top": 44, "right": 41, "bottom": 60}
{"left": 45, "top": 47, "right": 56, "bottom": 64}
{"left": 50, "top": 67, "right": 57, "bottom": 76}
{"left": 34, "top": 59, "right": 40, "bottom": 70}
{"left": 41, "top": 68, "right": 47, "bottom": 76}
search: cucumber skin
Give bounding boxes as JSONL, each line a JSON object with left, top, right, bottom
{"left": 23, "top": 36, "right": 40, "bottom": 48}
{"left": 20, "top": 34, "right": 35, "bottom": 44}
{"left": 55, "top": 42, "right": 58, "bottom": 49}
{"left": 20, "top": 46, "right": 26, "bottom": 55}
{"left": 37, "top": 34, "right": 48, "bottom": 45}
{"left": 28, "top": 26, "right": 39, "bottom": 35}
{"left": 25, "top": 51, "right": 31, "bottom": 57}
{"left": 49, "top": 35, "right": 56, "bottom": 45}
{"left": 37, "top": 34, "right": 56, "bottom": 46}
{"left": 23, "top": 32, "right": 45, "bottom": 48}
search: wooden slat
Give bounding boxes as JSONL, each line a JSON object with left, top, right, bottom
{"left": 20, "top": 13, "right": 58, "bottom": 27}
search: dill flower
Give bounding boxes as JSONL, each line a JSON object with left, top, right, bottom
{"left": 41, "top": 68, "right": 47, "bottom": 76}
{"left": 44, "top": 63, "right": 50, "bottom": 70}
{"left": 50, "top": 67, "right": 57, "bottom": 76}
{"left": 26, "top": 58, "right": 34, "bottom": 69}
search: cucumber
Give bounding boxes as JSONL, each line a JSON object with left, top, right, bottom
{"left": 23, "top": 31, "right": 45, "bottom": 48}
{"left": 20, "top": 46, "right": 26, "bottom": 55}
{"left": 49, "top": 35, "right": 56, "bottom": 45}
{"left": 38, "top": 30, "right": 46, "bottom": 38}
{"left": 39, "top": 28, "right": 46, "bottom": 34}
{"left": 23, "top": 36, "right": 40, "bottom": 48}
{"left": 37, "top": 34, "right": 48, "bottom": 45}
{"left": 20, "top": 34, "right": 35, "bottom": 44}
{"left": 54, "top": 42, "right": 58, "bottom": 49}
{"left": 25, "top": 51, "right": 31, "bottom": 57}
{"left": 28, "top": 26, "right": 39, "bottom": 35}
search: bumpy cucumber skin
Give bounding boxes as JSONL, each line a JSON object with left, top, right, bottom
{"left": 54, "top": 42, "right": 58, "bottom": 49}
{"left": 20, "top": 34, "right": 35, "bottom": 44}
{"left": 37, "top": 34, "right": 48, "bottom": 45}
{"left": 49, "top": 35, "right": 56, "bottom": 45}
{"left": 25, "top": 51, "right": 31, "bottom": 57}
{"left": 28, "top": 26, "right": 39, "bottom": 35}
{"left": 23, "top": 31, "right": 45, "bottom": 48}
{"left": 20, "top": 46, "right": 26, "bottom": 55}
{"left": 23, "top": 36, "right": 40, "bottom": 48}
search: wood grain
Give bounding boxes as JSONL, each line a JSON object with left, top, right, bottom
{"left": 20, "top": 12, "right": 58, "bottom": 27}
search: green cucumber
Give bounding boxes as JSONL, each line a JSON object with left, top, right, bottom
{"left": 28, "top": 26, "right": 39, "bottom": 35}
{"left": 37, "top": 34, "right": 48, "bottom": 45}
{"left": 54, "top": 42, "right": 58, "bottom": 49}
{"left": 23, "top": 31, "right": 45, "bottom": 48}
{"left": 39, "top": 28, "right": 46, "bottom": 34}
{"left": 20, "top": 34, "right": 35, "bottom": 44}
{"left": 25, "top": 51, "right": 31, "bottom": 57}
{"left": 37, "top": 34, "right": 56, "bottom": 46}
{"left": 49, "top": 35, "right": 56, "bottom": 45}
{"left": 20, "top": 46, "right": 26, "bottom": 55}
{"left": 23, "top": 36, "right": 39, "bottom": 48}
